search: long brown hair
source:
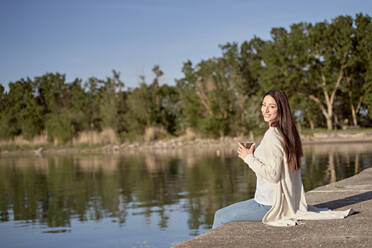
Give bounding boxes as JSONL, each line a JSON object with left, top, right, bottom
{"left": 263, "top": 89, "right": 303, "bottom": 171}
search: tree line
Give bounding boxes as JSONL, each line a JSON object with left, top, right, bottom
{"left": 1, "top": 13, "right": 372, "bottom": 144}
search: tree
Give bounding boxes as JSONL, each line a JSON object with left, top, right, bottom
{"left": 178, "top": 58, "right": 236, "bottom": 137}
{"left": 34, "top": 73, "right": 67, "bottom": 114}
{"left": 123, "top": 66, "right": 179, "bottom": 139}
{"left": 261, "top": 24, "right": 308, "bottom": 94}
{"left": 98, "top": 70, "right": 124, "bottom": 131}
{"left": 176, "top": 61, "right": 204, "bottom": 131}
{"left": 219, "top": 39, "right": 264, "bottom": 134}
{"left": 84, "top": 77, "right": 101, "bottom": 130}
{"left": 123, "top": 82, "right": 153, "bottom": 137}
{"left": 151, "top": 65, "right": 164, "bottom": 123}
{"left": 67, "top": 78, "right": 91, "bottom": 132}
{"left": 33, "top": 73, "right": 77, "bottom": 143}
{"left": 260, "top": 15, "right": 365, "bottom": 130}
{"left": 305, "top": 16, "right": 354, "bottom": 130}
{"left": 342, "top": 14, "right": 372, "bottom": 126}
{"left": 1, "top": 78, "right": 43, "bottom": 139}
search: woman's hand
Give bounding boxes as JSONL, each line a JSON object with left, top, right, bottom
{"left": 237, "top": 143, "right": 255, "bottom": 161}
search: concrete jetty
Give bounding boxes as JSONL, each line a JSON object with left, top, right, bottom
{"left": 173, "top": 167, "right": 372, "bottom": 248}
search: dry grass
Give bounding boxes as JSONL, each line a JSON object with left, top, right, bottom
{"left": 178, "top": 127, "right": 199, "bottom": 141}
{"left": 72, "top": 128, "right": 120, "bottom": 145}
{"left": 144, "top": 126, "right": 169, "bottom": 142}
{"left": 0, "top": 128, "right": 121, "bottom": 148}
{"left": 0, "top": 134, "right": 48, "bottom": 147}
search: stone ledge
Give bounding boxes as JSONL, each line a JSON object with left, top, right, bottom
{"left": 172, "top": 168, "right": 372, "bottom": 248}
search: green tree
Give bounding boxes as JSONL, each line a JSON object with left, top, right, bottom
{"left": 342, "top": 14, "right": 372, "bottom": 126}
{"left": 156, "top": 84, "right": 180, "bottom": 134}
{"left": 84, "top": 77, "right": 102, "bottom": 130}
{"left": 92, "top": 69, "right": 127, "bottom": 137}
{"left": 305, "top": 16, "right": 354, "bottom": 130}
{"left": 123, "top": 82, "right": 152, "bottom": 138}
{"left": 66, "top": 78, "right": 92, "bottom": 132}
{"left": 123, "top": 66, "right": 179, "bottom": 139}
{"left": 45, "top": 114, "right": 75, "bottom": 144}
{"left": 235, "top": 37, "right": 269, "bottom": 133}
{"left": 34, "top": 73, "right": 67, "bottom": 114}
{"left": 99, "top": 74, "right": 119, "bottom": 129}
{"left": 0, "top": 78, "right": 43, "bottom": 139}
{"left": 33, "top": 73, "right": 77, "bottom": 143}
{"left": 176, "top": 61, "right": 204, "bottom": 131}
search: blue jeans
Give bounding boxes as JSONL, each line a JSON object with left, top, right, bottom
{"left": 212, "top": 199, "right": 271, "bottom": 228}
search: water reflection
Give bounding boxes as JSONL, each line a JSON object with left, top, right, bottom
{"left": 301, "top": 143, "right": 372, "bottom": 191}
{"left": 0, "top": 143, "right": 372, "bottom": 247}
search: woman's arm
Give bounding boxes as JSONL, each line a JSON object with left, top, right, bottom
{"left": 243, "top": 150, "right": 282, "bottom": 183}
{"left": 238, "top": 137, "right": 283, "bottom": 183}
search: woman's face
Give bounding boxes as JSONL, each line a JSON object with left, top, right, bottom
{"left": 261, "top": 95, "right": 278, "bottom": 125}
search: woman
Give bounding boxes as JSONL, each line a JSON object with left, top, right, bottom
{"left": 212, "top": 89, "right": 353, "bottom": 228}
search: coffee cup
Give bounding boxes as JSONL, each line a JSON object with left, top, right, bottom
{"left": 240, "top": 142, "right": 253, "bottom": 149}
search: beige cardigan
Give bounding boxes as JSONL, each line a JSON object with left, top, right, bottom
{"left": 244, "top": 126, "right": 354, "bottom": 226}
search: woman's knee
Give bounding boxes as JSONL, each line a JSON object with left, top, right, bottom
{"left": 214, "top": 208, "right": 224, "bottom": 217}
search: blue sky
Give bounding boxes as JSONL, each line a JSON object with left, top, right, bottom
{"left": 1, "top": 0, "right": 371, "bottom": 90}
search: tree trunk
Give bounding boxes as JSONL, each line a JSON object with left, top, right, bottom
{"left": 334, "top": 113, "right": 340, "bottom": 129}
{"left": 196, "top": 81, "right": 213, "bottom": 116}
{"left": 309, "top": 120, "right": 314, "bottom": 130}
{"left": 351, "top": 103, "right": 358, "bottom": 126}
{"left": 326, "top": 116, "right": 333, "bottom": 130}
{"left": 311, "top": 53, "right": 346, "bottom": 130}
{"left": 346, "top": 77, "right": 359, "bottom": 127}
{"left": 309, "top": 94, "right": 334, "bottom": 130}
{"left": 306, "top": 111, "right": 315, "bottom": 129}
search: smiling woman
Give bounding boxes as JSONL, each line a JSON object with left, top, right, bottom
{"left": 213, "top": 89, "right": 354, "bottom": 228}
{"left": 261, "top": 94, "right": 278, "bottom": 125}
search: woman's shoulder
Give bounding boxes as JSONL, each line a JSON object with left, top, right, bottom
{"left": 265, "top": 126, "right": 284, "bottom": 146}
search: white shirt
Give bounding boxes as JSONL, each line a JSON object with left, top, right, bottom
{"left": 253, "top": 132, "right": 275, "bottom": 206}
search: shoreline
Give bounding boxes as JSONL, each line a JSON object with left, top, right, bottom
{"left": 1, "top": 129, "right": 372, "bottom": 156}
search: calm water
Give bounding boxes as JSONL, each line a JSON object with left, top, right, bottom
{"left": 1, "top": 143, "right": 372, "bottom": 248}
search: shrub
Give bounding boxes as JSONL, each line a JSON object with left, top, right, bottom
{"left": 45, "top": 114, "right": 75, "bottom": 144}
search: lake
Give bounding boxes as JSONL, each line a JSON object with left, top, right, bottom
{"left": 1, "top": 143, "right": 372, "bottom": 248}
